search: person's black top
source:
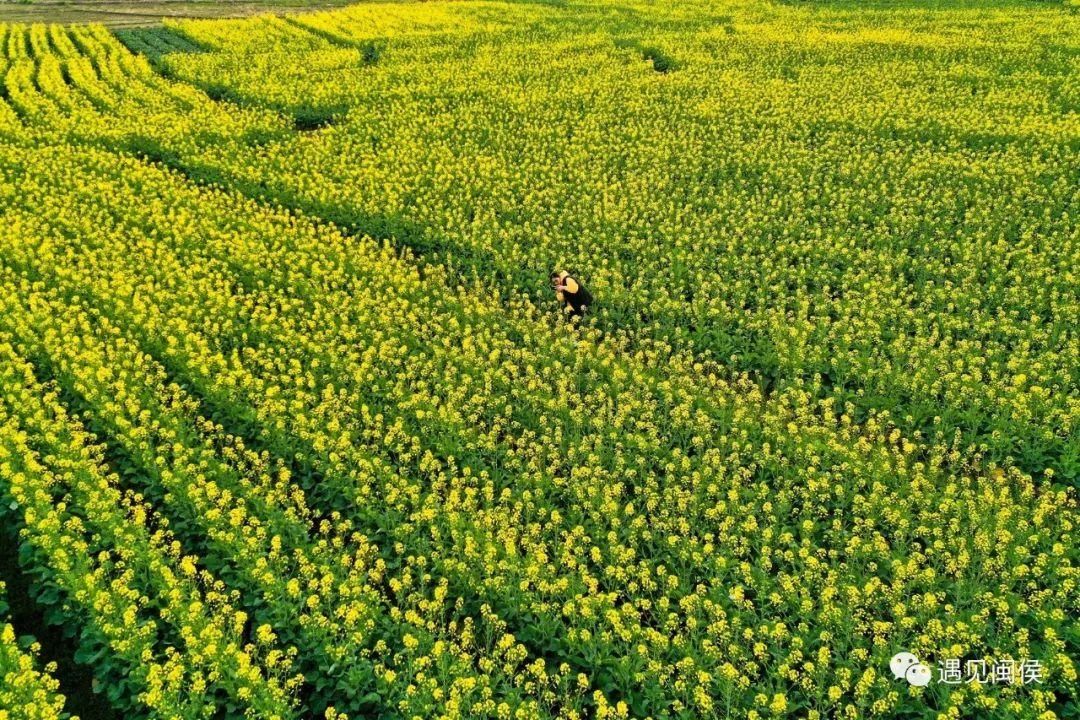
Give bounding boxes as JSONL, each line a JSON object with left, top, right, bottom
{"left": 555, "top": 271, "right": 592, "bottom": 317}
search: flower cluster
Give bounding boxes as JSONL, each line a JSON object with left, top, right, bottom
{"left": 0, "top": 583, "right": 72, "bottom": 720}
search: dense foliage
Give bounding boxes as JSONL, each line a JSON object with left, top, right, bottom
{"left": 0, "top": 1, "right": 1076, "bottom": 719}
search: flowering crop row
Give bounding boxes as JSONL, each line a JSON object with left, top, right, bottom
{"left": 0, "top": 337, "right": 302, "bottom": 718}
{"left": 0, "top": 583, "right": 72, "bottom": 720}
{"left": 0, "top": 22, "right": 287, "bottom": 151}
{"left": 173, "top": 2, "right": 543, "bottom": 55}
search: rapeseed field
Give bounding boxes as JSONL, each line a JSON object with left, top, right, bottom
{"left": 0, "top": 1, "right": 1076, "bottom": 719}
